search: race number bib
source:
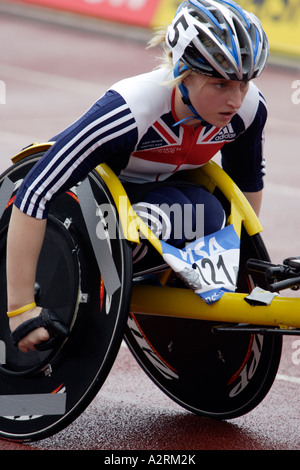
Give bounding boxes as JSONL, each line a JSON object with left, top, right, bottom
{"left": 166, "top": 7, "right": 200, "bottom": 65}
{"left": 161, "top": 225, "right": 240, "bottom": 304}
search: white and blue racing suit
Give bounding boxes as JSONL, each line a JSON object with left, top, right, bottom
{"left": 14, "top": 67, "right": 267, "bottom": 249}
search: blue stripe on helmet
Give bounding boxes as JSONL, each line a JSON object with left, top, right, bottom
{"left": 253, "top": 26, "right": 259, "bottom": 60}
{"left": 189, "top": 0, "right": 223, "bottom": 30}
{"left": 226, "top": 26, "right": 240, "bottom": 64}
{"left": 218, "top": 0, "right": 251, "bottom": 28}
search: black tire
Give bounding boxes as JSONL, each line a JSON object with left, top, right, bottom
{"left": 0, "top": 152, "right": 132, "bottom": 441}
{"left": 125, "top": 196, "right": 282, "bottom": 420}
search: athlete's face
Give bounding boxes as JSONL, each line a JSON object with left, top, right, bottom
{"left": 178, "top": 73, "right": 250, "bottom": 128}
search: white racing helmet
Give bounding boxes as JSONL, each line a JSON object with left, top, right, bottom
{"left": 166, "top": 0, "right": 269, "bottom": 81}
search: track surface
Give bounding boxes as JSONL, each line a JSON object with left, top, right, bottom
{"left": 0, "top": 9, "right": 300, "bottom": 451}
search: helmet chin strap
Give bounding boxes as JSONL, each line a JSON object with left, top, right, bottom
{"left": 173, "top": 61, "right": 209, "bottom": 127}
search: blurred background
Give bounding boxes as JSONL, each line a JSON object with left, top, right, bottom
{"left": 0, "top": 0, "right": 299, "bottom": 451}
{"left": 0, "top": 0, "right": 299, "bottom": 260}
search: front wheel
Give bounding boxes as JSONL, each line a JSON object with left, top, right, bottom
{"left": 125, "top": 228, "right": 282, "bottom": 420}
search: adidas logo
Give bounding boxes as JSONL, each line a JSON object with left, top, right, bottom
{"left": 213, "top": 124, "right": 236, "bottom": 142}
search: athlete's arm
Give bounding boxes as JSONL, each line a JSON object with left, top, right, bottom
{"left": 8, "top": 91, "right": 138, "bottom": 351}
{"left": 221, "top": 94, "right": 267, "bottom": 215}
{"left": 243, "top": 189, "right": 263, "bottom": 216}
{"left": 7, "top": 206, "right": 49, "bottom": 353}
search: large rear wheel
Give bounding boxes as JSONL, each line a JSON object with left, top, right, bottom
{"left": 125, "top": 199, "right": 282, "bottom": 419}
{"left": 0, "top": 152, "right": 132, "bottom": 442}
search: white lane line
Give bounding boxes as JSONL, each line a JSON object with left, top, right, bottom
{"left": 266, "top": 117, "right": 300, "bottom": 134}
{"left": 276, "top": 373, "right": 300, "bottom": 385}
{"left": 266, "top": 182, "right": 300, "bottom": 199}
{"left": 0, "top": 63, "right": 105, "bottom": 96}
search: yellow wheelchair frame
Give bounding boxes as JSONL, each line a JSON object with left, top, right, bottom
{"left": 1, "top": 140, "right": 295, "bottom": 441}
{"left": 12, "top": 142, "right": 300, "bottom": 332}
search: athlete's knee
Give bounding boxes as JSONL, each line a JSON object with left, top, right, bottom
{"left": 133, "top": 184, "right": 226, "bottom": 247}
{"left": 180, "top": 186, "right": 225, "bottom": 236}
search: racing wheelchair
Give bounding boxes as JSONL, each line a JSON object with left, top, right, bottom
{"left": 0, "top": 142, "right": 299, "bottom": 442}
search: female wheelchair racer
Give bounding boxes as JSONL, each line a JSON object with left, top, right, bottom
{"left": 6, "top": 0, "right": 269, "bottom": 353}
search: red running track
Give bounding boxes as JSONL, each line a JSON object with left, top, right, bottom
{"left": 0, "top": 7, "right": 299, "bottom": 451}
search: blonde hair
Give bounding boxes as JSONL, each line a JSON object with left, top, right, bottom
{"left": 147, "top": 27, "right": 193, "bottom": 86}
{"left": 148, "top": 25, "right": 229, "bottom": 85}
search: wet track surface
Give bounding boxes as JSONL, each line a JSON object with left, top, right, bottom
{"left": 0, "top": 8, "right": 300, "bottom": 451}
